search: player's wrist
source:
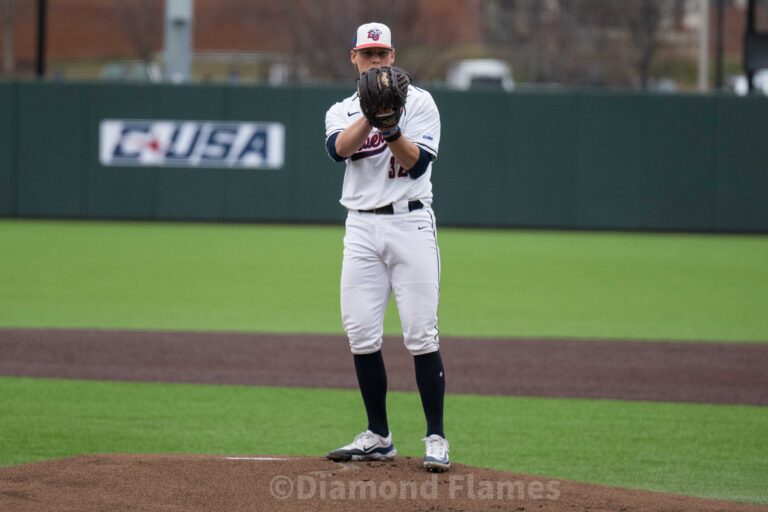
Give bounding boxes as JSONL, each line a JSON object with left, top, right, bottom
{"left": 380, "top": 126, "right": 401, "bottom": 142}
{"left": 359, "top": 117, "right": 373, "bottom": 131}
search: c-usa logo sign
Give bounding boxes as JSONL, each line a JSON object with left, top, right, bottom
{"left": 100, "top": 120, "right": 285, "bottom": 169}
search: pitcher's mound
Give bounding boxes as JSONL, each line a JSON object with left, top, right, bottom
{"left": 0, "top": 454, "right": 764, "bottom": 512}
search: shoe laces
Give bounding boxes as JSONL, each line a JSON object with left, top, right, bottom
{"left": 423, "top": 435, "right": 448, "bottom": 457}
{"left": 354, "top": 430, "right": 380, "bottom": 445}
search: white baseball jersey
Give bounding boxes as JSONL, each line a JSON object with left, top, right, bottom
{"left": 325, "top": 85, "right": 441, "bottom": 210}
{"left": 326, "top": 83, "right": 442, "bottom": 357}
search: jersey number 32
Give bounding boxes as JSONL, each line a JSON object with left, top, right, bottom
{"left": 388, "top": 157, "right": 408, "bottom": 179}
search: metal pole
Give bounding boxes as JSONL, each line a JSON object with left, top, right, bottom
{"left": 164, "top": 0, "right": 193, "bottom": 82}
{"left": 35, "top": 0, "right": 47, "bottom": 78}
{"left": 745, "top": 0, "right": 755, "bottom": 93}
{"left": 715, "top": 0, "right": 724, "bottom": 90}
{"left": 698, "top": 0, "right": 710, "bottom": 92}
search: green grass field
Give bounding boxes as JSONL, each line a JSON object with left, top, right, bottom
{"left": 1, "top": 377, "right": 766, "bottom": 504}
{"left": 1, "top": 219, "right": 767, "bottom": 504}
{"left": 1, "top": 220, "right": 767, "bottom": 341}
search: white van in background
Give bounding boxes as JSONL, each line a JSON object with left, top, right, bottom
{"left": 727, "top": 70, "right": 768, "bottom": 96}
{"left": 446, "top": 59, "right": 515, "bottom": 92}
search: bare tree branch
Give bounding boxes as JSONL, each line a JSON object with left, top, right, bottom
{"left": 625, "top": 0, "right": 679, "bottom": 89}
{"left": 480, "top": 0, "right": 681, "bottom": 88}
{"left": 282, "top": 0, "right": 434, "bottom": 82}
{"left": 111, "top": 0, "right": 163, "bottom": 64}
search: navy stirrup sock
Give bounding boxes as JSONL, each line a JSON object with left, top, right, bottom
{"left": 414, "top": 350, "right": 446, "bottom": 438}
{"left": 353, "top": 350, "right": 389, "bottom": 438}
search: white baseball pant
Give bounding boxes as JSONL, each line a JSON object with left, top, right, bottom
{"left": 341, "top": 207, "right": 441, "bottom": 355}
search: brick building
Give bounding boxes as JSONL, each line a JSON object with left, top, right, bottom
{"left": 1, "top": 0, "right": 481, "bottom": 78}
{"left": 0, "top": 0, "right": 752, "bottom": 84}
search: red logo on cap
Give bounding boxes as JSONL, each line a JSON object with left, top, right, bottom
{"left": 368, "top": 29, "right": 382, "bottom": 41}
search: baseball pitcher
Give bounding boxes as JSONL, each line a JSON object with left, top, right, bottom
{"left": 324, "top": 22, "right": 449, "bottom": 472}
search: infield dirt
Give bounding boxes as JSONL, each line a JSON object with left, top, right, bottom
{"left": 1, "top": 454, "right": 767, "bottom": 512}
{"left": 1, "top": 328, "right": 767, "bottom": 511}
{"left": 1, "top": 328, "right": 767, "bottom": 405}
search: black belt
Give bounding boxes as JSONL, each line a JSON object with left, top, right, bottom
{"left": 359, "top": 200, "right": 424, "bottom": 215}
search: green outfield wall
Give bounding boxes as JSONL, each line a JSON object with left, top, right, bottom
{"left": 1, "top": 81, "right": 766, "bottom": 231}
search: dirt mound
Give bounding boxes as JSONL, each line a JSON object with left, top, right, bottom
{"left": 0, "top": 454, "right": 764, "bottom": 511}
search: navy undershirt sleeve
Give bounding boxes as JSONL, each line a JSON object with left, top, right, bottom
{"left": 407, "top": 146, "right": 434, "bottom": 179}
{"left": 325, "top": 132, "right": 346, "bottom": 162}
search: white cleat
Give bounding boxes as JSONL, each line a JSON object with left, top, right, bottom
{"left": 423, "top": 434, "right": 450, "bottom": 472}
{"left": 327, "top": 430, "right": 397, "bottom": 462}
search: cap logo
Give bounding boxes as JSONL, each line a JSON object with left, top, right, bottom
{"left": 367, "top": 28, "right": 382, "bottom": 41}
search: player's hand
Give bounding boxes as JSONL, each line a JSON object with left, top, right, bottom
{"left": 373, "top": 108, "right": 401, "bottom": 130}
{"left": 358, "top": 67, "right": 410, "bottom": 129}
